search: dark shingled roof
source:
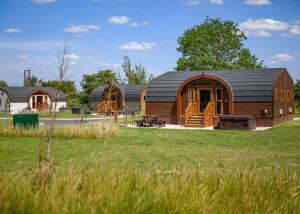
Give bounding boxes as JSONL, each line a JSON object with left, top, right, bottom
{"left": 146, "top": 68, "right": 285, "bottom": 102}
{"left": 90, "top": 84, "right": 146, "bottom": 103}
{"left": 0, "top": 87, "right": 66, "bottom": 103}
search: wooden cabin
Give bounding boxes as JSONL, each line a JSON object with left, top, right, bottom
{"left": 90, "top": 84, "right": 147, "bottom": 114}
{"left": 145, "top": 68, "right": 295, "bottom": 127}
{"left": 0, "top": 87, "right": 66, "bottom": 114}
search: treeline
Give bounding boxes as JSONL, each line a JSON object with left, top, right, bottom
{"left": 0, "top": 56, "right": 153, "bottom": 107}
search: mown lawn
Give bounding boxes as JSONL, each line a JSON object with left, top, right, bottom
{"left": 0, "top": 120, "right": 300, "bottom": 213}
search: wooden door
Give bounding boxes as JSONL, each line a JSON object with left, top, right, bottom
{"left": 198, "top": 89, "right": 211, "bottom": 114}
{"left": 187, "top": 88, "right": 198, "bottom": 116}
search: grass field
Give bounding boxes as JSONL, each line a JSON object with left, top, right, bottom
{"left": 0, "top": 118, "right": 300, "bottom": 213}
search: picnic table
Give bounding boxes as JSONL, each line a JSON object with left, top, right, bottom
{"left": 135, "top": 116, "right": 166, "bottom": 128}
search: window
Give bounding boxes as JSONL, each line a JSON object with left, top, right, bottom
{"left": 188, "top": 88, "right": 194, "bottom": 101}
{"left": 275, "top": 89, "right": 279, "bottom": 100}
{"left": 281, "top": 90, "right": 284, "bottom": 101}
{"left": 216, "top": 88, "right": 223, "bottom": 115}
{"left": 216, "top": 88, "right": 222, "bottom": 101}
{"left": 287, "top": 90, "right": 290, "bottom": 101}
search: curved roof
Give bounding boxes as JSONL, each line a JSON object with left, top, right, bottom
{"left": 0, "top": 87, "right": 66, "bottom": 103}
{"left": 146, "top": 68, "right": 286, "bottom": 102}
{"left": 90, "top": 84, "right": 146, "bottom": 103}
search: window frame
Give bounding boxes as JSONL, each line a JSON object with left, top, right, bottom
{"left": 287, "top": 90, "right": 290, "bottom": 101}
{"left": 275, "top": 89, "right": 279, "bottom": 100}
{"left": 215, "top": 87, "right": 223, "bottom": 115}
{"left": 188, "top": 88, "right": 194, "bottom": 101}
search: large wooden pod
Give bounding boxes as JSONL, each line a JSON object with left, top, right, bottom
{"left": 0, "top": 87, "right": 66, "bottom": 114}
{"left": 146, "top": 68, "right": 294, "bottom": 127}
{"left": 90, "top": 84, "right": 147, "bottom": 114}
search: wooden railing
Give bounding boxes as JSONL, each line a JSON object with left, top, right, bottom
{"left": 185, "top": 102, "right": 193, "bottom": 125}
{"left": 204, "top": 102, "right": 215, "bottom": 127}
{"left": 36, "top": 103, "right": 49, "bottom": 111}
{"left": 98, "top": 101, "right": 117, "bottom": 114}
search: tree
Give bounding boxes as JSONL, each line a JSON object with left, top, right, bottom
{"left": 80, "top": 70, "right": 119, "bottom": 95}
{"left": 122, "top": 56, "right": 153, "bottom": 84}
{"left": 42, "top": 80, "right": 76, "bottom": 95}
{"left": 295, "top": 80, "right": 300, "bottom": 105}
{"left": 0, "top": 80, "right": 7, "bottom": 87}
{"left": 176, "top": 17, "right": 263, "bottom": 71}
{"left": 66, "top": 92, "right": 88, "bottom": 107}
{"left": 24, "top": 75, "right": 42, "bottom": 87}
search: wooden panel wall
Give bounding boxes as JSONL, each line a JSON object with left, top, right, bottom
{"left": 233, "top": 102, "right": 273, "bottom": 118}
{"left": 274, "top": 71, "right": 295, "bottom": 118}
{"left": 146, "top": 102, "right": 177, "bottom": 123}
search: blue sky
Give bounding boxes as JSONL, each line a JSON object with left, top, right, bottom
{"left": 0, "top": 0, "right": 299, "bottom": 88}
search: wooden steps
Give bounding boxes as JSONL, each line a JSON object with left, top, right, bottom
{"left": 185, "top": 115, "right": 205, "bottom": 127}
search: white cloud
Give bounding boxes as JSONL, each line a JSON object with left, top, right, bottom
{"left": 289, "top": 25, "right": 300, "bottom": 35}
{"left": 129, "top": 21, "right": 150, "bottom": 27}
{"left": 4, "top": 28, "right": 22, "bottom": 33}
{"left": 63, "top": 24, "right": 100, "bottom": 33}
{"left": 240, "top": 19, "right": 289, "bottom": 31}
{"left": 0, "top": 39, "right": 63, "bottom": 52}
{"left": 269, "top": 53, "right": 294, "bottom": 64}
{"left": 119, "top": 41, "right": 156, "bottom": 51}
{"left": 108, "top": 16, "right": 130, "bottom": 25}
{"left": 64, "top": 54, "right": 80, "bottom": 60}
{"left": 240, "top": 18, "right": 289, "bottom": 37}
{"left": 245, "top": 30, "right": 271, "bottom": 37}
{"left": 210, "top": 0, "right": 223, "bottom": 4}
{"left": 18, "top": 54, "right": 29, "bottom": 59}
{"left": 245, "top": 0, "right": 271, "bottom": 5}
{"left": 32, "top": 0, "right": 57, "bottom": 4}
{"left": 186, "top": 0, "right": 200, "bottom": 5}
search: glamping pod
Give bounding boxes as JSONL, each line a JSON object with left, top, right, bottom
{"left": 90, "top": 84, "right": 147, "bottom": 114}
{"left": 146, "top": 68, "right": 294, "bottom": 127}
{"left": 0, "top": 87, "right": 66, "bottom": 114}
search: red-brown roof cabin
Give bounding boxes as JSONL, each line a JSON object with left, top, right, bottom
{"left": 145, "top": 68, "right": 295, "bottom": 127}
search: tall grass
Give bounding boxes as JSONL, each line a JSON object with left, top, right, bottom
{"left": 0, "top": 121, "right": 118, "bottom": 140}
{"left": 0, "top": 165, "right": 299, "bottom": 213}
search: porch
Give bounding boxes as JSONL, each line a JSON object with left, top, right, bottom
{"left": 177, "top": 76, "right": 233, "bottom": 128}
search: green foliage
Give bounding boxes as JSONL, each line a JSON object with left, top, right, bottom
{"left": 0, "top": 80, "right": 7, "bottom": 87}
{"left": 66, "top": 92, "right": 89, "bottom": 107}
{"left": 122, "top": 56, "right": 153, "bottom": 84}
{"left": 80, "top": 70, "right": 119, "bottom": 94}
{"left": 295, "top": 80, "right": 300, "bottom": 105}
{"left": 176, "top": 17, "right": 263, "bottom": 71}
{"left": 24, "top": 75, "right": 42, "bottom": 87}
{"left": 42, "top": 80, "right": 76, "bottom": 95}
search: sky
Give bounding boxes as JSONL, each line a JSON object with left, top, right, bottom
{"left": 0, "top": 0, "right": 299, "bottom": 89}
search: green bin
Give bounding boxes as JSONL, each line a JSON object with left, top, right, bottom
{"left": 13, "top": 114, "right": 39, "bottom": 128}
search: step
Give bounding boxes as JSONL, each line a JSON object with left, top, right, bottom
{"left": 188, "top": 117, "right": 204, "bottom": 121}
{"left": 185, "top": 123, "right": 205, "bottom": 128}
{"left": 187, "top": 120, "right": 204, "bottom": 125}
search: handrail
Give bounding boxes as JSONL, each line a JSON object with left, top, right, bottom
{"left": 204, "top": 102, "right": 214, "bottom": 127}
{"left": 185, "top": 102, "right": 193, "bottom": 124}
{"left": 98, "top": 101, "right": 118, "bottom": 113}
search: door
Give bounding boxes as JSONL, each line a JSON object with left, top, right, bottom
{"left": 199, "top": 89, "right": 211, "bottom": 114}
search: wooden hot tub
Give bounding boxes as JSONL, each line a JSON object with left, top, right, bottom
{"left": 219, "top": 115, "right": 257, "bottom": 130}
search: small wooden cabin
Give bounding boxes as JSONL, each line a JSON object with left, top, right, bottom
{"left": 146, "top": 68, "right": 294, "bottom": 127}
{"left": 90, "top": 84, "right": 147, "bottom": 114}
{"left": 0, "top": 87, "right": 66, "bottom": 114}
